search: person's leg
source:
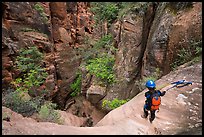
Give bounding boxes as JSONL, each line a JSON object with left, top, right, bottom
{"left": 149, "top": 110, "right": 156, "bottom": 123}
{"left": 141, "top": 104, "right": 149, "bottom": 118}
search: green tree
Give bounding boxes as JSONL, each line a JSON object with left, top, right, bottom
{"left": 34, "top": 3, "right": 48, "bottom": 23}
{"left": 38, "top": 101, "right": 64, "bottom": 124}
{"left": 86, "top": 54, "right": 116, "bottom": 85}
{"left": 91, "top": 2, "right": 119, "bottom": 26}
{"left": 79, "top": 34, "right": 116, "bottom": 85}
{"left": 102, "top": 98, "right": 129, "bottom": 110}
{"left": 70, "top": 72, "right": 82, "bottom": 97}
{"left": 13, "top": 46, "right": 48, "bottom": 94}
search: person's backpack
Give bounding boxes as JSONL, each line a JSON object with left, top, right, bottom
{"left": 151, "top": 91, "right": 161, "bottom": 110}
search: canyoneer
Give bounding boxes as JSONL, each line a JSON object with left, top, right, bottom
{"left": 141, "top": 80, "right": 166, "bottom": 123}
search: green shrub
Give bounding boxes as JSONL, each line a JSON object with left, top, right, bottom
{"left": 86, "top": 55, "right": 116, "bottom": 85}
{"left": 135, "top": 68, "right": 161, "bottom": 91}
{"left": 84, "top": 35, "right": 115, "bottom": 84}
{"left": 38, "top": 102, "right": 64, "bottom": 124}
{"left": 91, "top": 2, "right": 148, "bottom": 26}
{"left": 144, "top": 68, "right": 160, "bottom": 81}
{"left": 90, "top": 2, "right": 119, "bottom": 26}
{"left": 95, "top": 34, "right": 112, "bottom": 46}
{"left": 16, "top": 46, "right": 44, "bottom": 72}
{"left": 26, "top": 69, "right": 47, "bottom": 86}
{"left": 170, "top": 40, "right": 202, "bottom": 70}
{"left": 190, "top": 55, "right": 202, "bottom": 64}
{"left": 34, "top": 3, "right": 44, "bottom": 12}
{"left": 76, "top": 34, "right": 116, "bottom": 85}
{"left": 4, "top": 46, "right": 49, "bottom": 118}
{"left": 34, "top": 3, "right": 48, "bottom": 23}
{"left": 21, "top": 27, "right": 48, "bottom": 38}
{"left": 117, "top": 2, "right": 147, "bottom": 19}
{"left": 167, "top": 2, "right": 193, "bottom": 15}
{"left": 21, "top": 27, "right": 39, "bottom": 32}
{"left": 70, "top": 72, "right": 82, "bottom": 97}
{"left": 95, "top": 34, "right": 117, "bottom": 54}
{"left": 13, "top": 46, "right": 48, "bottom": 94}
{"left": 102, "top": 98, "right": 129, "bottom": 110}
{"left": 2, "top": 92, "right": 44, "bottom": 117}
{"left": 78, "top": 34, "right": 116, "bottom": 62}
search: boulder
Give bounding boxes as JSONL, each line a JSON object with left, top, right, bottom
{"left": 58, "top": 110, "right": 86, "bottom": 126}
{"left": 58, "top": 27, "right": 72, "bottom": 44}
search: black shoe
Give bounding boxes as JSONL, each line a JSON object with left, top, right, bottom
{"left": 149, "top": 118, "right": 153, "bottom": 123}
{"left": 141, "top": 114, "right": 147, "bottom": 119}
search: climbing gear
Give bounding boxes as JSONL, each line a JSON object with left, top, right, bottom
{"left": 166, "top": 80, "right": 192, "bottom": 91}
{"left": 145, "top": 80, "right": 156, "bottom": 88}
{"left": 151, "top": 91, "right": 161, "bottom": 110}
{"left": 175, "top": 81, "right": 192, "bottom": 88}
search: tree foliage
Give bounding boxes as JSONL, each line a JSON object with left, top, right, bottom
{"left": 34, "top": 3, "right": 48, "bottom": 23}
{"left": 3, "top": 91, "right": 44, "bottom": 117}
{"left": 13, "top": 46, "right": 48, "bottom": 94}
{"left": 90, "top": 2, "right": 119, "bottom": 26}
{"left": 38, "top": 101, "right": 63, "bottom": 124}
{"left": 170, "top": 40, "right": 202, "bottom": 69}
{"left": 82, "top": 34, "right": 116, "bottom": 85}
{"left": 167, "top": 2, "right": 193, "bottom": 13}
{"left": 102, "top": 98, "right": 129, "bottom": 110}
{"left": 91, "top": 2, "right": 148, "bottom": 25}
{"left": 86, "top": 54, "right": 115, "bottom": 85}
{"left": 70, "top": 72, "right": 82, "bottom": 97}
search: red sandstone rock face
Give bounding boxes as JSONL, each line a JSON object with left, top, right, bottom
{"left": 162, "top": 2, "right": 202, "bottom": 74}
{"left": 50, "top": 2, "right": 68, "bottom": 43}
{"left": 2, "top": 2, "right": 94, "bottom": 108}
{"left": 48, "top": 2, "right": 94, "bottom": 108}
{"left": 102, "top": 2, "right": 202, "bottom": 101}
{"left": 2, "top": 2, "right": 51, "bottom": 88}
{"left": 146, "top": 2, "right": 202, "bottom": 75}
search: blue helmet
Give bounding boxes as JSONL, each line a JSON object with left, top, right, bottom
{"left": 145, "top": 80, "right": 156, "bottom": 88}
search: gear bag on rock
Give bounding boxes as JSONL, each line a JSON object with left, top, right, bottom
{"left": 151, "top": 91, "right": 161, "bottom": 110}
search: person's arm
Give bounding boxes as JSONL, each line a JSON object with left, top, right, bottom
{"left": 144, "top": 92, "right": 151, "bottom": 105}
{"left": 145, "top": 92, "right": 151, "bottom": 99}
{"left": 159, "top": 90, "right": 166, "bottom": 96}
